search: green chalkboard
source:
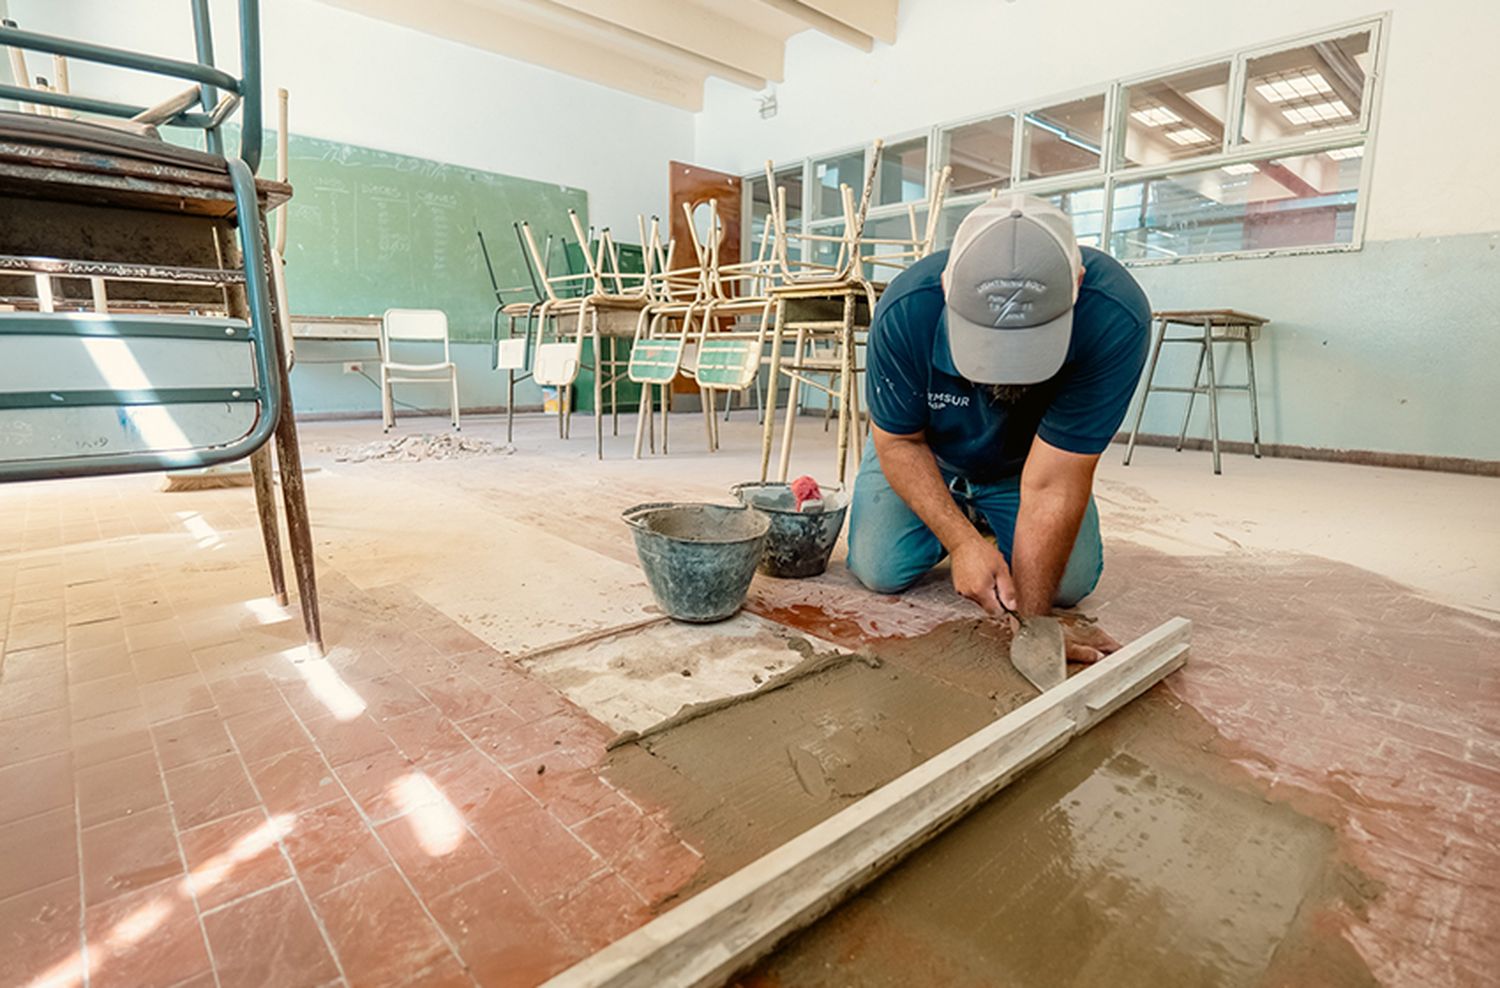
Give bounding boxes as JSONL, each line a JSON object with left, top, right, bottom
{"left": 275, "top": 133, "right": 587, "bottom": 342}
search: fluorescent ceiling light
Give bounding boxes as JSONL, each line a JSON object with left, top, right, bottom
{"left": 1164, "top": 127, "right": 1213, "bottom": 146}
{"left": 1254, "top": 70, "right": 1333, "bottom": 103}
{"left": 1281, "top": 100, "right": 1353, "bottom": 126}
{"left": 1130, "top": 105, "right": 1180, "bottom": 127}
{"left": 1221, "top": 162, "right": 1260, "bottom": 175}
{"left": 1325, "top": 146, "right": 1364, "bottom": 160}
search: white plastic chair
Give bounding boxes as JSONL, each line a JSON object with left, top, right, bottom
{"left": 379, "top": 308, "right": 459, "bottom": 432}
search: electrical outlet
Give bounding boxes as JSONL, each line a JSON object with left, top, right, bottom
{"left": 343, "top": 361, "right": 363, "bottom": 374}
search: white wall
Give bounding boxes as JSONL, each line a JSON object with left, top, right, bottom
{"left": 693, "top": 0, "right": 1500, "bottom": 243}
{"left": 5, "top": 0, "right": 693, "bottom": 231}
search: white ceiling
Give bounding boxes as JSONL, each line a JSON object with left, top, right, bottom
{"left": 312, "top": 0, "right": 899, "bottom": 110}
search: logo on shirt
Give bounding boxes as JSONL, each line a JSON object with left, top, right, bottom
{"left": 928, "top": 391, "right": 970, "bottom": 410}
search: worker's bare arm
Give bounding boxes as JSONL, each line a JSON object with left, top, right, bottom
{"left": 871, "top": 424, "right": 1016, "bottom": 615}
{"left": 1013, "top": 436, "right": 1118, "bottom": 661}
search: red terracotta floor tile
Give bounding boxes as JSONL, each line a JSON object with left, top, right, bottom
{"left": 71, "top": 706, "right": 155, "bottom": 770}
{"left": 0, "top": 750, "right": 73, "bottom": 826}
{"left": 130, "top": 643, "right": 199, "bottom": 684}
{"left": 0, "top": 707, "right": 71, "bottom": 767}
{"left": 0, "top": 805, "right": 78, "bottom": 901}
{"left": 472, "top": 799, "right": 602, "bottom": 905}
{"left": 361, "top": 674, "right": 435, "bottom": 723}
{"left": 316, "top": 866, "right": 453, "bottom": 988}
{"left": 325, "top": 644, "right": 398, "bottom": 683}
{"left": 392, "top": 650, "right": 459, "bottom": 688}
{"left": 81, "top": 805, "right": 184, "bottom": 907}
{"left": 0, "top": 643, "right": 66, "bottom": 682}
{"left": 514, "top": 762, "right": 624, "bottom": 827}
{"left": 549, "top": 869, "right": 650, "bottom": 952}
{"left": 495, "top": 678, "right": 572, "bottom": 724}
{"left": 201, "top": 881, "right": 340, "bottom": 988}
{"left": 376, "top": 807, "right": 501, "bottom": 902}
{"left": 0, "top": 877, "right": 82, "bottom": 987}
{"left": 151, "top": 710, "right": 235, "bottom": 771}
{"left": 207, "top": 671, "right": 283, "bottom": 718}
{"left": 69, "top": 672, "right": 142, "bottom": 722}
{"left": 164, "top": 753, "right": 259, "bottom": 830}
{"left": 303, "top": 712, "right": 398, "bottom": 767}
{"left": 419, "top": 673, "right": 504, "bottom": 723}
{"left": 77, "top": 750, "right": 166, "bottom": 829}
{"left": 417, "top": 623, "right": 490, "bottom": 658}
{"left": 282, "top": 797, "right": 390, "bottom": 899}
{"left": 246, "top": 747, "right": 341, "bottom": 815}
{"left": 123, "top": 617, "right": 186, "bottom": 654}
{"left": 138, "top": 673, "right": 217, "bottom": 725}
{"left": 571, "top": 805, "right": 702, "bottom": 908}
{"left": 0, "top": 671, "right": 67, "bottom": 719}
{"left": 453, "top": 706, "right": 524, "bottom": 755}
{"left": 427, "top": 871, "right": 580, "bottom": 987}
{"left": 67, "top": 617, "right": 127, "bottom": 653}
{"left": 83, "top": 879, "right": 211, "bottom": 988}
{"left": 400, "top": 954, "right": 476, "bottom": 987}
{"left": 65, "top": 643, "right": 135, "bottom": 686}
{"left": 337, "top": 747, "right": 423, "bottom": 824}
{"left": 425, "top": 749, "right": 532, "bottom": 820}
{"left": 224, "top": 698, "right": 312, "bottom": 764}
{"left": 179, "top": 808, "right": 293, "bottom": 912}
{"left": 466, "top": 711, "right": 601, "bottom": 771}
{"left": 384, "top": 706, "right": 475, "bottom": 766}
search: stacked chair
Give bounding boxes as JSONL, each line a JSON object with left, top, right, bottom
{"left": 0, "top": 0, "right": 324, "bottom": 654}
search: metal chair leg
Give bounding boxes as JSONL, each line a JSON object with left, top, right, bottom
{"left": 1202, "top": 318, "right": 1222, "bottom": 475}
{"left": 249, "top": 444, "right": 287, "bottom": 607}
{"left": 1123, "top": 317, "right": 1166, "bottom": 466}
{"left": 1244, "top": 337, "right": 1262, "bottom": 458}
{"left": 759, "top": 300, "right": 787, "bottom": 482}
{"left": 777, "top": 323, "right": 809, "bottom": 483}
{"left": 1176, "top": 343, "right": 1207, "bottom": 452}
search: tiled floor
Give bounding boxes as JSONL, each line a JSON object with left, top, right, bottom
{"left": 2, "top": 411, "right": 1497, "bottom": 987}
{"left": 0, "top": 461, "right": 701, "bottom": 987}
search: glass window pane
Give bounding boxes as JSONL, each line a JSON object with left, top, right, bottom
{"left": 1022, "top": 94, "right": 1105, "bottom": 179}
{"left": 1045, "top": 186, "right": 1106, "bottom": 248}
{"left": 1109, "top": 147, "right": 1364, "bottom": 259}
{"left": 875, "top": 138, "right": 928, "bottom": 206}
{"left": 1119, "top": 62, "right": 1231, "bottom": 167}
{"left": 748, "top": 167, "right": 802, "bottom": 258}
{"left": 1241, "top": 30, "right": 1372, "bottom": 143}
{"left": 812, "top": 150, "right": 865, "bottom": 221}
{"left": 940, "top": 114, "right": 1015, "bottom": 196}
{"left": 862, "top": 209, "right": 929, "bottom": 277}
{"left": 807, "top": 221, "right": 846, "bottom": 268}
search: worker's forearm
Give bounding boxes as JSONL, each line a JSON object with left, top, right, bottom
{"left": 1012, "top": 485, "right": 1089, "bottom": 616}
{"left": 874, "top": 437, "right": 982, "bottom": 553}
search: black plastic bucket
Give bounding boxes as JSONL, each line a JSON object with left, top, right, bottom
{"left": 622, "top": 502, "right": 770, "bottom": 622}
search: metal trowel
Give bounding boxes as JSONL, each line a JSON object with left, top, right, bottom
{"left": 1002, "top": 606, "right": 1067, "bottom": 691}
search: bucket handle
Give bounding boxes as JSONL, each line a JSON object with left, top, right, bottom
{"left": 621, "top": 501, "right": 676, "bottom": 530}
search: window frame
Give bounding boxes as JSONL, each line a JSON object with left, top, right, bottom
{"left": 741, "top": 13, "right": 1388, "bottom": 267}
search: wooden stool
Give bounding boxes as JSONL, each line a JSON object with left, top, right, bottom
{"left": 1123, "top": 309, "right": 1269, "bottom": 475}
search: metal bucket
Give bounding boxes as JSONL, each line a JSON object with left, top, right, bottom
{"left": 729, "top": 482, "right": 849, "bottom": 579}
{"left": 622, "top": 502, "right": 770, "bottom": 623}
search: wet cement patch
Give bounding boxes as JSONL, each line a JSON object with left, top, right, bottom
{"left": 604, "top": 619, "right": 1378, "bottom": 987}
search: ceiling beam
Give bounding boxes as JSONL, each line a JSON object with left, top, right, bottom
{"left": 798, "top": 0, "right": 897, "bottom": 45}
{"left": 503, "top": 0, "right": 766, "bottom": 91}
{"left": 314, "top": 0, "right": 707, "bottom": 110}
{"left": 543, "top": 0, "right": 785, "bottom": 84}
{"left": 752, "top": 0, "right": 874, "bottom": 51}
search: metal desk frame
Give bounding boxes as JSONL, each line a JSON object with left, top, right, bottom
{"left": 1123, "top": 309, "right": 1268, "bottom": 476}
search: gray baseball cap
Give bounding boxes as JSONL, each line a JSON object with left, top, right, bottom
{"left": 941, "top": 195, "right": 1083, "bottom": 385}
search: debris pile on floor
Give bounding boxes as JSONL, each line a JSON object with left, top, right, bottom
{"left": 327, "top": 434, "right": 516, "bottom": 463}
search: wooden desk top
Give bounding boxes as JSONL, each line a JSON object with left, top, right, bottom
{"left": 1154, "top": 308, "right": 1269, "bottom": 325}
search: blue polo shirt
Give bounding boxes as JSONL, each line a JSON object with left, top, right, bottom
{"left": 866, "top": 246, "right": 1151, "bottom": 481}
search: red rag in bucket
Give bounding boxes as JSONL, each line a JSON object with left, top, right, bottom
{"left": 790, "top": 475, "right": 823, "bottom": 511}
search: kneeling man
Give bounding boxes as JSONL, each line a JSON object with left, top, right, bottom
{"left": 847, "top": 195, "right": 1150, "bottom": 661}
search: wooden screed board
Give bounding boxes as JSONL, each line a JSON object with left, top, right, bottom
{"left": 544, "top": 617, "right": 1192, "bottom": 988}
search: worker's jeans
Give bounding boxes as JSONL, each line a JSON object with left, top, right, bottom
{"left": 845, "top": 438, "right": 1104, "bottom": 606}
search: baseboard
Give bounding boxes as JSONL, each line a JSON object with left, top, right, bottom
{"left": 1113, "top": 432, "right": 1500, "bottom": 477}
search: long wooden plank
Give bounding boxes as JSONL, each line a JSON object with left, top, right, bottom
{"left": 544, "top": 616, "right": 1192, "bottom": 988}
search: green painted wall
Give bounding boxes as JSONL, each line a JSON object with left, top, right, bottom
{"left": 276, "top": 132, "right": 587, "bottom": 342}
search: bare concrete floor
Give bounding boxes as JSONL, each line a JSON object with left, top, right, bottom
{"left": 3, "top": 408, "right": 1496, "bottom": 986}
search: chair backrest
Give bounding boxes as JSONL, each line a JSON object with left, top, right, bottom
{"left": 765, "top": 139, "right": 883, "bottom": 285}
{"left": 859, "top": 165, "right": 954, "bottom": 276}
{"left": 0, "top": 0, "right": 263, "bottom": 169}
{"left": 382, "top": 308, "right": 450, "bottom": 362}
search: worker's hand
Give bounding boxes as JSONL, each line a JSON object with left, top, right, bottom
{"left": 950, "top": 539, "right": 1017, "bottom": 616}
{"left": 1063, "top": 621, "right": 1121, "bottom": 664}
